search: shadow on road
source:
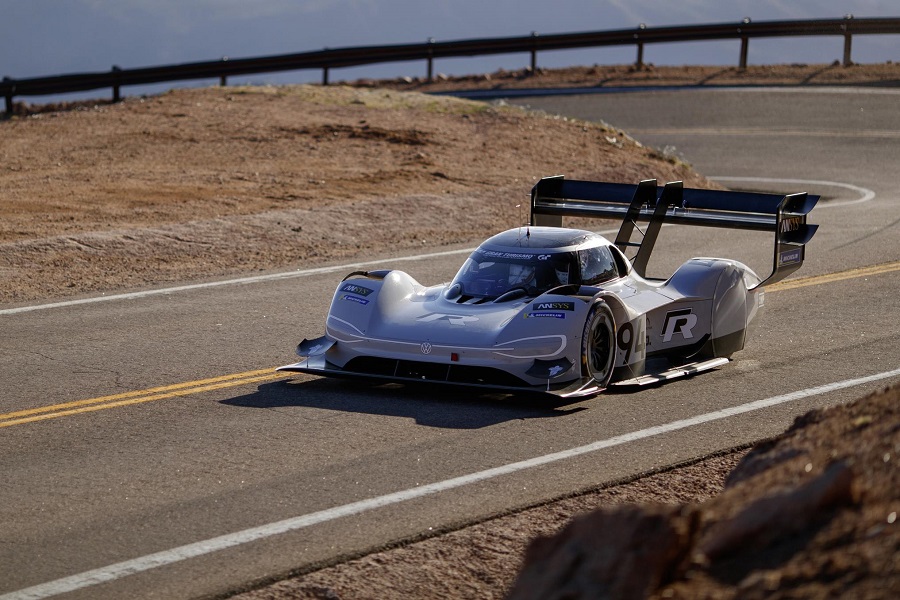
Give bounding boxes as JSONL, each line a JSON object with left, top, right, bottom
{"left": 220, "top": 377, "right": 589, "bottom": 429}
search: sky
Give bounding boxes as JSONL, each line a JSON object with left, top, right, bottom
{"left": 2, "top": 1, "right": 898, "bottom": 101}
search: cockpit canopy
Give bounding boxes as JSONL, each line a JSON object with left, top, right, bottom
{"left": 449, "top": 228, "right": 625, "bottom": 301}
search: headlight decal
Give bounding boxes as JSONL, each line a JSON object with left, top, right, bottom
{"left": 492, "top": 335, "right": 567, "bottom": 359}
{"left": 326, "top": 315, "right": 367, "bottom": 342}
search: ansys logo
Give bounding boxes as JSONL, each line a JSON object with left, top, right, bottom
{"left": 532, "top": 302, "right": 575, "bottom": 311}
{"left": 340, "top": 283, "right": 374, "bottom": 297}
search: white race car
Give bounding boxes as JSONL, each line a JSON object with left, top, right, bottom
{"left": 280, "top": 177, "right": 818, "bottom": 397}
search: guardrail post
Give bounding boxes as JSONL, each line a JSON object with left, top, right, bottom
{"left": 738, "top": 18, "right": 751, "bottom": 69}
{"left": 842, "top": 15, "right": 854, "bottom": 66}
{"left": 529, "top": 31, "right": 538, "bottom": 75}
{"left": 323, "top": 67, "right": 329, "bottom": 86}
{"left": 111, "top": 65, "right": 122, "bottom": 102}
{"left": 634, "top": 24, "right": 646, "bottom": 70}
{"left": 427, "top": 38, "right": 434, "bottom": 82}
{"left": 3, "top": 77, "right": 13, "bottom": 116}
{"left": 843, "top": 33, "right": 853, "bottom": 65}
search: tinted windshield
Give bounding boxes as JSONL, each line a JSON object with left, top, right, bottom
{"left": 450, "top": 250, "right": 576, "bottom": 299}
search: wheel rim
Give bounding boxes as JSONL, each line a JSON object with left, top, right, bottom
{"left": 590, "top": 319, "right": 611, "bottom": 373}
{"left": 584, "top": 306, "right": 614, "bottom": 384}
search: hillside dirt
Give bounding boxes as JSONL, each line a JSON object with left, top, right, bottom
{"left": 2, "top": 63, "right": 898, "bottom": 599}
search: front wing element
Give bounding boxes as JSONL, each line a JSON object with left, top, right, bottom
{"left": 276, "top": 354, "right": 603, "bottom": 398}
{"left": 277, "top": 354, "right": 731, "bottom": 398}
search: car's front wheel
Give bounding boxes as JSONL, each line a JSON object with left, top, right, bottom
{"left": 581, "top": 302, "right": 616, "bottom": 388}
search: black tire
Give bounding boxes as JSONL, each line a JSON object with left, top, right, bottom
{"left": 581, "top": 302, "right": 616, "bottom": 388}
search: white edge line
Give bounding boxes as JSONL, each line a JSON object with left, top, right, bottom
{"left": 0, "top": 248, "right": 475, "bottom": 316}
{"left": 4, "top": 367, "right": 899, "bottom": 600}
{"left": 0, "top": 226, "right": 620, "bottom": 316}
{"left": 710, "top": 176, "right": 875, "bottom": 208}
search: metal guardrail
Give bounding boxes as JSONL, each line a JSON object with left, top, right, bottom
{"left": 3, "top": 16, "right": 899, "bottom": 114}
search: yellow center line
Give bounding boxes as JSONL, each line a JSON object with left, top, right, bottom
{"left": 3, "top": 259, "right": 899, "bottom": 429}
{"left": 768, "top": 260, "right": 900, "bottom": 292}
{"left": 0, "top": 371, "right": 288, "bottom": 428}
{"left": 1, "top": 368, "right": 279, "bottom": 421}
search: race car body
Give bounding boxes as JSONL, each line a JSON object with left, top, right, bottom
{"left": 279, "top": 177, "right": 818, "bottom": 397}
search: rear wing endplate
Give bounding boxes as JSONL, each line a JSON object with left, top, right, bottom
{"left": 530, "top": 176, "right": 818, "bottom": 288}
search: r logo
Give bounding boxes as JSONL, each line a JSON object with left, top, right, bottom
{"left": 417, "top": 313, "right": 479, "bottom": 326}
{"left": 661, "top": 309, "right": 698, "bottom": 343}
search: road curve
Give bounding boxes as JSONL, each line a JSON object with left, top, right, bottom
{"left": 1, "top": 87, "right": 899, "bottom": 600}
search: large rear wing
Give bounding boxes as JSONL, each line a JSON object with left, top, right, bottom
{"left": 530, "top": 176, "right": 818, "bottom": 288}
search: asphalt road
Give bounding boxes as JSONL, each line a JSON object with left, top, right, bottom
{"left": 2, "top": 86, "right": 899, "bottom": 600}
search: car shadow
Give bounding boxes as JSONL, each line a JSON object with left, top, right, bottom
{"left": 220, "top": 377, "right": 589, "bottom": 430}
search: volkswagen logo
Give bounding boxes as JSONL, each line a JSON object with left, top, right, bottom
{"left": 420, "top": 342, "right": 433, "bottom": 355}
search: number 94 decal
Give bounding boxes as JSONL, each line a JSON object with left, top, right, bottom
{"left": 616, "top": 319, "right": 646, "bottom": 365}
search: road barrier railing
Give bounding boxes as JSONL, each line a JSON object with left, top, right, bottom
{"left": 3, "top": 16, "right": 899, "bottom": 114}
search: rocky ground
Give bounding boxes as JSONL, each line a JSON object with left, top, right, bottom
{"left": 2, "top": 62, "right": 898, "bottom": 599}
{"left": 506, "top": 383, "right": 900, "bottom": 600}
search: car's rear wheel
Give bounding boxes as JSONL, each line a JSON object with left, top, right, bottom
{"left": 582, "top": 302, "right": 616, "bottom": 388}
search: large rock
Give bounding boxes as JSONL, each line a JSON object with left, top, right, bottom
{"left": 507, "top": 382, "right": 900, "bottom": 599}
{"left": 506, "top": 504, "right": 697, "bottom": 600}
